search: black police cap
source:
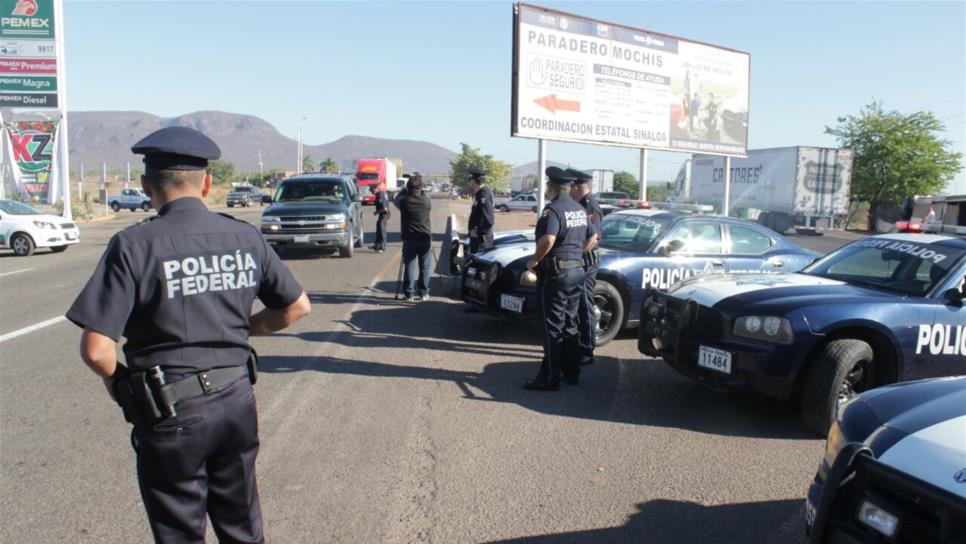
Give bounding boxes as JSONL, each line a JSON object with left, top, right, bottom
{"left": 131, "top": 126, "right": 222, "bottom": 171}
{"left": 545, "top": 166, "right": 576, "bottom": 186}
{"left": 468, "top": 165, "right": 487, "bottom": 179}
{"left": 565, "top": 168, "right": 593, "bottom": 184}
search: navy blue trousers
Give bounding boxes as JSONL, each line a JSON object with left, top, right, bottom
{"left": 135, "top": 377, "right": 263, "bottom": 544}
{"left": 402, "top": 239, "right": 432, "bottom": 297}
{"left": 535, "top": 267, "right": 585, "bottom": 384}
{"left": 578, "top": 263, "right": 598, "bottom": 356}
{"left": 374, "top": 213, "right": 389, "bottom": 249}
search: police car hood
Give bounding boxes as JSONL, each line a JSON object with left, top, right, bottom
{"left": 857, "top": 378, "right": 966, "bottom": 495}
{"left": 470, "top": 241, "right": 534, "bottom": 267}
{"left": 665, "top": 273, "right": 898, "bottom": 311}
{"left": 262, "top": 202, "right": 347, "bottom": 216}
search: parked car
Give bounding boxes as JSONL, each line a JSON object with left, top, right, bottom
{"left": 0, "top": 199, "right": 80, "bottom": 256}
{"left": 107, "top": 188, "right": 152, "bottom": 212}
{"left": 639, "top": 233, "right": 966, "bottom": 435}
{"left": 805, "top": 377, "right": 965, "bottom": 543}
{"left": 259, "top": 175, "right": 363, "bottom": 258}
{"left": 460, "top": 209, "right": 818, "bottom": 346}
{"left": 226, "top": 185, "right": 266, "bottom": 208}
{"left": 596, "top": 191, "right": 633, "bottom": 208}
{"left": 497, "top": 194, "right": 539, "bottom": 212}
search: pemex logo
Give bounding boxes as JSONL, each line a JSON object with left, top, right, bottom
{"left": 12, "top": 0, "right": 38, "bottom": 16}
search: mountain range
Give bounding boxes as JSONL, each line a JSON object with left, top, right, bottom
{"left": 67, "top": 111, "right": 460, "bottom": 175}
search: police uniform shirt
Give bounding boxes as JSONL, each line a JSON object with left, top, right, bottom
{"left": 66, "top": 197, "right": 304, "bottom": 374}
{"left": 580, "top": 193, "right": 603, "bottom": 245}
{"left": 469, "top": 186, "right": 495, "bottom": 232}
{"left": 535, "top": 193, "right": 592, "bottom": 262}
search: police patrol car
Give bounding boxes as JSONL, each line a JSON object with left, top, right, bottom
{"left": 805, "top": 377, "right": 966, "bottom": 543}
{"left": 639, "top": 234, "right": 966, "bottom": 435}
{"left": 460, "top": 209, "right": 817, "bottom": 345}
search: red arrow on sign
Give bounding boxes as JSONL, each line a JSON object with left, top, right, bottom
{"left": 534, "top": 94, "right": 581, "bottom": 114}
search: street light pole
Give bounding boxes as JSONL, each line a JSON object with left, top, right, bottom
{"left": 297, "top": 117, "right": 307, "bottom": 173}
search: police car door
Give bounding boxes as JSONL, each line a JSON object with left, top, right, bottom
{"left": 650, "top": 219, "right": 725, "bottom": 290}
{"left": 926, "top": 261, "right": 966, "bottom": 379}
{"left": 723, "top": 223, "right": 782, "bottom": 275}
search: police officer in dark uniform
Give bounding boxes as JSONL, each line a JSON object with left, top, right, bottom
{"left": 467, "top": 165, "right": 495, "bottom": 254}
{"left": 371, "top": 186, "right": 390, "bottom": 252}
{"left": 67, "top": 126, "right": 311, "bottom": 544}
{"left": 523, "top": 167, "right": 597, "bottom": 391}
{"left": 567, "top": 168, "right": 603, "bottom": 366}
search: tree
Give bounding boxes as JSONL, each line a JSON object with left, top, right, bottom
{"left": 208, "top": 160, "right": 237, "bottom": 186}
{"left": 302, "top": 154, "right": 316, "bottom": 174}
{"left": 825, "top": 101, "right": 963, "bottom": 228}
{"left": 613, "top": 171, "right": 639, "bottom": 196}
{"left": 320, "top": 157, "right": 339, "bottom": 173}
{"left": 449, "top": 143, "right": 512, "bottom": 191}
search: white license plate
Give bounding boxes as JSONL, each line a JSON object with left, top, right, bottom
{"left": 500, "top": 294, "right": 524, "bottom": 313}
{"left": 697, "top": 345, "right": 732, "bottom": 374}
{"left": 293, "top": 235, "right": 310, "bottom": 243}
{"left": 64, "top": 233, "right": 75, "bottom": 240}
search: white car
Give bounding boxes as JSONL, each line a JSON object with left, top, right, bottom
{"left": 0, "top": 200, "right": 80, "bottom": 256}
{"left": 107, "top": 188, "right": 152, "bottom": 212}
{"left": 497, "top": 194, "right": 538, "bottom": 212}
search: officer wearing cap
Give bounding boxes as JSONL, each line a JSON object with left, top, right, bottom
{"left": 567, "top": 168, "right": 604, "bottom": 366}
{"left": 467, "top": 165, "right": 495, "bottom": 254}
{"left": 67, "top": 126, "right": 311, "bottom": 544}
{"left": 523, "top": 167, "right": 597, "bottom": 391}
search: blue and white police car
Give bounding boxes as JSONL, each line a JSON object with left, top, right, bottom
{"left": 639, "top": 234, "right": 966, "bottom": 435}
{"left": 805, "top": 376, "right": 965, "bottom": 543}
{"left": 460, "top": 209, "right": 818, "bottom": 346}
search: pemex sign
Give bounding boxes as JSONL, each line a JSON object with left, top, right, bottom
{"left": 1, "top": 0, "right": 55, "bottom": 39}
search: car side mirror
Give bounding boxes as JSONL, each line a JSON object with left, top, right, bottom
{"left": 944, "top": 288, "right": 964, "bottom": 306}
{"left": 662, "top": 239, "right": 685, "bottom": 256}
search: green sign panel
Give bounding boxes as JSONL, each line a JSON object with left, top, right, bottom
{"left": 0, "top": 0, "right": 55, "bottom": 39}
{"left": 0, "top": 74, "right": 55, "bottom": 91}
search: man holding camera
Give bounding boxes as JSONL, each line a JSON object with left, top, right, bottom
{"left": 394, "top": 173, "right": 433, "bottom": 301}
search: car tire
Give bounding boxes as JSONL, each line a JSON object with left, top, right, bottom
{"left": 801, "top": 339, "right": 875, "bottom": 436}
{"left": 10, "top": 232, "right": 35, "bottom": 256}
{"left": 500, "top": 205, "right": 510, "bottom": 212}
{"left": 593, "top": 280, "right": 625, "bottom": 347}
{"left": 227, "top": 203, "right": 234, "bottom": 208}
{"left": 531, "top": 206, "right": 538, "bottom": 213}
{"left": 340, "top": 230, "right": 354, "bottom": 258}
{"left": 111, "top": 202, "right": 121, "bottom": 212}
{"left": 141, "top": 202, "right": 150, "bottom": 212}
{"left": 50, "top": 245, "right": 68, "bottom": 253}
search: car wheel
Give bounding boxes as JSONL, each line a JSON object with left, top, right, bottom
{"left": 50, "top": 245, "right": 69, "bottom": 253}
{"left": 10, "top": 233, "right": 35, "bottom": 256}
{"left": 531, "top": 206, "right": 538, "bottom": 213}
{"left": 500, "top": 205, "right": 510, "bottom": 212}
{"left": 340, "top": 229, "right": 354, "bottom": 258}
{"left": 227, "top": 203, "right": 234, "bottom": 208}
{"left": 593, "top": 280, "right": 625, "bottom": 347}
{"left": 141, "top": 202, "right": 150, "bottom": 212}
{"left": 801, "top": 339, "right": 875, "bottom": 436}
{"left": 111, "top": 202, "right": 121, "bottom": 212}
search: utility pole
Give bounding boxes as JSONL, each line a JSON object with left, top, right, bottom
{"left": 297, "top": 117, "right": 307, "bottom": 173}
{"left": 258, "top": 151, "right": 264, "bottom": 181}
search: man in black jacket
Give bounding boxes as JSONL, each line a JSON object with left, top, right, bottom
{"left": 393, "top": 174, "right": 433, "bottom": 301}
{"left": 371, "top": 188, "right": 390, "bottom": 252}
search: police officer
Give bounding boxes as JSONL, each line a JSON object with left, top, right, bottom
{"left": 523, "top": 167, "right": 597, "bottom": 391}
{"left": 467, "top": 165, "right": 495, "bottom": 254}
{"left": 66, "top": 126, "right": 311, "bottom": 544}
{"left": 371, "top": 185, "right": 390, "bottom": 252}
{"left": 567, "top": 168, "right": 603, "bottom": 366}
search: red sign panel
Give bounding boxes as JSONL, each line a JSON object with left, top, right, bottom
{"left": 0, "top": 57, "right": 56, "bottom": 74}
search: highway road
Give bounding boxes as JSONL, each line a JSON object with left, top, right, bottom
{"left": 0, "top": 201, "right": 859, "bottom": 543}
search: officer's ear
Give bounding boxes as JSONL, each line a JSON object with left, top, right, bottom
{"left": 201, "top": 171, "right": 213, "bottom": 198}
{"left": 140, "top": 176, "right": 153, "bottom": 200}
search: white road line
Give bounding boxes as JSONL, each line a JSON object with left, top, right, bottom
{"left": 0, "top": 268, "right": 33, "bottom": 278}
{"left": 0, "top": 316, "right": 67, "bottom": 343}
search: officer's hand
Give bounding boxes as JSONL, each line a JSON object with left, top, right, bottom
{"left": 526, "top": 258, "right": 539, "bottom": 272}
{"left": 102, "top": 375, "right": 117, "bottom": 402}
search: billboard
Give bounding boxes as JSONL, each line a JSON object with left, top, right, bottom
{"left": 512, "top": 3, "right": 750, "bottom": 156}
{"left": 4, "top": 119, "right": 59, "bottom": 201}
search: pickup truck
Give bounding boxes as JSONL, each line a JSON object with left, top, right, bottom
{"left": 260, "top": 175, "right": 364, "bottom": 258}
{"left": 107, "top": 188, "right": 152, "bottom": 212}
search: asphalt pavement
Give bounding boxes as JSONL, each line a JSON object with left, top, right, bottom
{"left": 0, "top": 201, "right": 857, "bottom": 543}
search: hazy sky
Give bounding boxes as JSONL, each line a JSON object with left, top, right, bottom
{"left": 64, "top": 1, "right": 965, "bottom": 190}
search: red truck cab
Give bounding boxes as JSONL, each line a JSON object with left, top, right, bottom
{"left": 355, "top": 159, "right": 389, "bottom": 205}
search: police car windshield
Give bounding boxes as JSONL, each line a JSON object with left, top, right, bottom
{"left": 599, "top": 214, "right": 671, "bottom": 252}
{"left": 0, "top": 200, "right": 42, "bottom": 215}
{"left": 275, "top": 181, "right": 345, "bottom": 202}
{"left": 804, "top": 239, "right": 964, "bottom": 296}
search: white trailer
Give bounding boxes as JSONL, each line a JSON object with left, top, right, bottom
{"left": 677, "top": 147, "right": 853, "bottom": 233}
